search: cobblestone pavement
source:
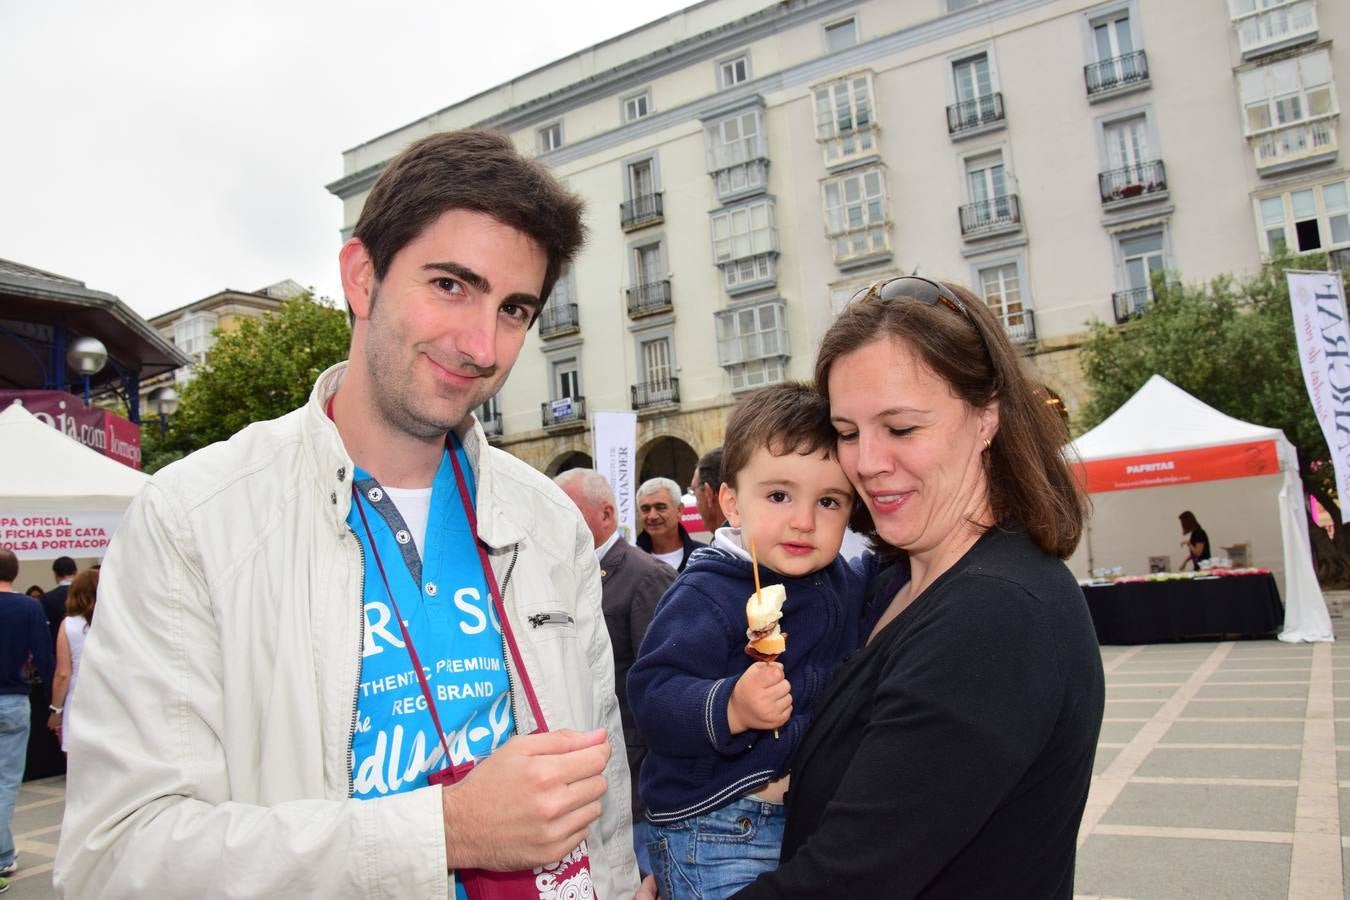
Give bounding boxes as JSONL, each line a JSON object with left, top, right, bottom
{"left": 9, "top": 620, "right": 1350, "bottom": 899}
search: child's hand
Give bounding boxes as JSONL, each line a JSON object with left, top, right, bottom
{"left": 727, "top": 662, "right": 792, "bottom": 734}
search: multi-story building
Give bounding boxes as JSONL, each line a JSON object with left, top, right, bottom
{"left": 327, "top": 0, "right": 1347, "bottom": 486}
{"left": 138, "top": 279, "right": 305, "bottom": 412}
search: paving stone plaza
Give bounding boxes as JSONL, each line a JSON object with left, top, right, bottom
{"left": 7, "top": 619, "right": 1350, "bottom": 899}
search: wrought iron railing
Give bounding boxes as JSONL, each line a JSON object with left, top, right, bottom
{"left": 620, "top": 192, "right": 664, "bottom": 230}
{"left": 626, "top": 280, "right": 673, "bottom": 317}
{"left": 1112, "top": 287, "right": 1153, "bottom": 324}
{"left": 946, "top": 92, "right": 1005, "bottom": 134}
{"left": 958, "top": 194, "right": 1021, "bottom": 236}
{"left": 631, "top": 377, "right": 680, "bottom": 410}
{"left": 1084, "top": 50, "right": 1149, "bottom": 96}
{"left": 540, "top": 396, "right": 586, "bottom": 428}
{"left": 537, "top": 303, "right": 579, "bottom": 338}
{"left": 1098, "top": 160, "right": 1167, "bottom": 204}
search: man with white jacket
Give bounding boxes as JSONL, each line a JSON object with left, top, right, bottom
{"left": 55, "top": 130, "right": 639, "bottom": 899}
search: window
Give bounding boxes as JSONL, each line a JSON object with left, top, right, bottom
{"left": 1103, "top": 114, "right": 1152, "bottom": 170}
{"left": 1119, "top": 230, "right": 1165, "bottom": 292}
{"left": 477, "top": 397, "right": 502, "bottom": 436}
{"left": 953, "top": 53, "right": 993, "bottom": 106}
{"left": 634, "top": 242, "right": 663, "bottom": 287}
{"left": 706, "top": 108, "right": 769, "bottom": 200}
{"left": 966, "top": 152, "right": 1008, "bottom": 206}
{"left": 1091, "top": 10, "right": 1134, "bottom": 63}
{"left": 978, "top": 262, "right": 1033, "bottom": 341}
{"left": 822, "top": 166, "right": 890, "bottom": 263}
{"left": 711, "top": 200, "right": 778, "bottom": 291}
{"left": 552, "top": 358, "right": 580, "bottom": 402}
{"left": 719, "top": 55, "right": 750, "bottom": 89}
{"left": 1258, "top": 180, "right": 1350, "bottom": 255}
{"left": 173, "top": 311, "right": 217, "bottom": 364}
{"left": 715, "top": 302, "right": 789, "bottom": 391}
{"left": 813, "top": 72, "right": 877, "bottom": 165}
{"left": 537, "top": 123, "right": 562, "bottom": 153}
{"left": 629, "top": 159, "right": 655, "bottom": 200}
{"left": 640, "top": 337, "right": 673, "bottom": 386}
{"left": 1239, "top": 49, "right": 1334, "bottom": 134}
{"left": 550, "top": 265, "right": 575, "bottom": 308}
{"left": 948, "top": 0, "right": 982, "bottom": 10}
{"left": 825, "top": 17, "right": 858, "bottom": 52}
{"left": 623, "top": 91, "right": 651, "bottom": 123}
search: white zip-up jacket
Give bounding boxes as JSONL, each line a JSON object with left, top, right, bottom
{"left": 54, "top": 363, "right": 639, "bottom": 899}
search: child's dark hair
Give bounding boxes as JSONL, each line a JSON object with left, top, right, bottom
{"left": 721, "top": 382, "right": 838, "bottom": 489}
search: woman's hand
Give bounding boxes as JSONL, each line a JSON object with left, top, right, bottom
{"left": 47, "top": 711, "right": 61, "bottom": 740}
{"left": 727, "top": 661, "right": 792, "bottom": 734}
{"left": 635, "top": 874, "right": 659, "bottom": 900}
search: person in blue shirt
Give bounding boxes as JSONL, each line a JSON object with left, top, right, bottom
{"left": 0, "top": 547, "right": 56, "bottom": 891}
{"left": 629, "top": 383, "right": 870, "bottom": 900}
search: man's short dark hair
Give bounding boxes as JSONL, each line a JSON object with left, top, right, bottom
{"left": 721, "top": 383, "right": 836, "bottom": 490}
{"left": 0, "top": 548, "right": 18, "bottom": 583}
{"left": 352, "top": 129, "right": 587, "bottom": 321}
{"left": 53, "top": 556, "right": 77, "bottom": 578}
{"left": 695, "top": 448, "right": 724, "bottom": 493}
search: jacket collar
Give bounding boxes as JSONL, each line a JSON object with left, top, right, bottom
{"left": 300, "top": 361, "right": 524, "bottom": 548}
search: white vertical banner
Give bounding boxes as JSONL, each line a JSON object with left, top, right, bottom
{"left": 1288, "top": 269, "right": 1350, "bottom": 522}
{"left": 592, "top": 411, "right": 639, "bottom": 541}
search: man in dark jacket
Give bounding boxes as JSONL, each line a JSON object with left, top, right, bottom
{"left": 0, "top": 547, "right": 57, "bottom": 886}
{"left": 555, "top": 468, "right": 675, "bottom": 875}
{"left": 40, "top": 556, "right": 77, "bottom": 648}
{"left": 634, "top": 477, "right": 703, "bottom": 572}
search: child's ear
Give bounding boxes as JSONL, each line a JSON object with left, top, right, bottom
{"left": 719, "top": 482, "right": 741, "bottom": 528}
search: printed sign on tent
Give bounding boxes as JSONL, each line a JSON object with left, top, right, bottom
{"left": 1288, "top": 269, "right": 1350, "bottom": 522}
{"left": 0, "top": 510, "right": 126, "bottom": 560}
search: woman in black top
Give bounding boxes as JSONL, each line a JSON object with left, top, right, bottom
{"left": 1179, "top": 510, "right": 1211, "bottom": 569}
{"left": 727, "top": 277, "right": 1106, "bottom": 898}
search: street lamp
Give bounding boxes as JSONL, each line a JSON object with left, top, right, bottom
{"left": 66, "top": 336, "right": 108, "bottom": 404}
{"left": 148, "top": 386, "right": 180, "bottom": 439}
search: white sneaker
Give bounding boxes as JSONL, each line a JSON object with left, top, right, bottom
{"left": 0, "top": 853, "right": 15, "bottom": 876}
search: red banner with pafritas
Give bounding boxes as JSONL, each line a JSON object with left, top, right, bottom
{"left": 1080, "top": 440, "right": 1280, "bottom": 494}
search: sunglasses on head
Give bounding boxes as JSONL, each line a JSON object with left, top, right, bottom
{"left": 848, "top": 275, "right": 975, "bottom": 325}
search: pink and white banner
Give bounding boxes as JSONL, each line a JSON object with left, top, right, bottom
{"left": 592, "top": 411, "right": 638, "bottom": 543}
{"left": 1288, "top": 269, "right": 1350, "bottom": 522}
{"left": 0, "top": 390, "right": 142, "bottom": 470}
{"left": 0, "top": 510, "right": 125, "bottom": 560}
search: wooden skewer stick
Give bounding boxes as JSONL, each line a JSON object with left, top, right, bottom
{"left": 749, "top": 537, "right": 780, "bottom": 739}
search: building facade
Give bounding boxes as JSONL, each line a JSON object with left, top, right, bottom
{"left": 328, "top": 0, "right": 1346, "bottom": 483}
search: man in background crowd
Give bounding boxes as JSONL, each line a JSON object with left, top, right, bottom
{"left": 635, "top": 477, "right": 703, "bottom": 572}
{"left": 40, "top": 557, "right": 76, "bottom": 646}
{"left": 690, "top": 447, "right": 727, "bottom": 535}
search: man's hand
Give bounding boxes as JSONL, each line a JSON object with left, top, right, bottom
{"left": 636, "top": 873, "right": 660, "bottom": 899}
{"left": 442, "top": 728, "right": 610, "bottom": 871}
{"left": 727, "top": 661, "right": 791, "bottom": 734}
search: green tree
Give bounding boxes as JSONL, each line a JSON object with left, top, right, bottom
{"left": 145, "top": 293, "right": 350, "bottom": 470}
{"left": 1079, "top": 254, "right": 1350, "bottom": 584}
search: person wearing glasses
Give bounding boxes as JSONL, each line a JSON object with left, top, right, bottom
{"left": 723, "top": 277, "right": 1106, "bottom": 897}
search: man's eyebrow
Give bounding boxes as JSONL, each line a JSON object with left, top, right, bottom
{"left": 424, "top": 261, "right": 490, "bottom": 294}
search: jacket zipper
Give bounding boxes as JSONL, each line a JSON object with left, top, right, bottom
{"left": 346, "top": 525, "right": 367, "bottom": 798}
{"left": 496, "top": 544, "right": 526, "bottom": 733}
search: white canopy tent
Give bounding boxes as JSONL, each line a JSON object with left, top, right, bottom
{"left": 1067, "top": 375, "right": 1332, "bottom": 643}
{"left": 0, "top": 401, "right": 148, "bottom": 561}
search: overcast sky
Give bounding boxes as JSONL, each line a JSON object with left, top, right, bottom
{"left": 0, "top": 0, "right": 694, "bottom": 319}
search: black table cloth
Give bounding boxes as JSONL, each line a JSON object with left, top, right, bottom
{"left": 1084, "top": 573, "right": 1284, "bottom": 645}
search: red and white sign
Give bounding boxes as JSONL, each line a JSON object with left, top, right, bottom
{"left": 1080, "top": 439, "right": 1281, "bottom": 493}
{"left": 0, "top": 511, "right": 124, "bottom": 560}
{"left": 0, "top": 390, "right": 142, "bottom": 470}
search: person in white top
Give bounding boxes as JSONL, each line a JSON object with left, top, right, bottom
{"left": 48, "top": 569, "right": 98, "bottom": 752}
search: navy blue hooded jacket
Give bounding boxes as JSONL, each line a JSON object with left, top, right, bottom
{"left": 628, "top": 540, "right": 870, "bottom": 824}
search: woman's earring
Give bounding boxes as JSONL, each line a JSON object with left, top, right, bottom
{"left": 983, "top": 438, "right": 992, "bottom": 451}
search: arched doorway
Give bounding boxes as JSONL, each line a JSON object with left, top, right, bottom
{"left": 546, "top": 450, "right": 593, "bottom": 477}
{"left": 638, "top": 436, "right": 698, "bottom": 495}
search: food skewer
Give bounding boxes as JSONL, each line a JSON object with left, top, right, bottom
{"left": 748, "top": 538, "right": 780, "bottom": 739}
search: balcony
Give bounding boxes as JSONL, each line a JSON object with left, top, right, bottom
{"left": 820, "top": 126, "right": 880, "bottom": 171}
{"left": 626, "top": 280, "right": 673, "bottom": 318}
{"left": 1098, "top": 160, "right": 1168, "bottom": 207}
{"left": 621, "top": 193, "right": 664, "bottom": 231}
{"left": 958, "top": 194, "right": 1022, "bottom": 238}
{"left": 1084, "top": 50, "right": 1150, "bottom": 101}
{"left": 946, "top": 92, "right": 1006, "bottom": 139}
{"left": 1233, "top": 0, "right": 1318, "bottom": 59}
{"left": 480, "top": 412, "right": 503, "bottom": 439}
{"left": 631, "top": 377, "right": 680, "bottom": 410}
{"left": 1250, "top": 116, "right": 1339, "bottom": 175}
{"left": 1001, "top": 309, "right": 1037, "bottom": 344}
{"left": 540, "top": 396, "right": 586, "bottom": 429}
{"left": 537, "top": 302, "right": 579, "bottom": 339}
{"left": 1112, "top": 287, "right": 1153, "bottom": 324}
{"left": 828, "top": 224, "right": 892, "bottom": 269}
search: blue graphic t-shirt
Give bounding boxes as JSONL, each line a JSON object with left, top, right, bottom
{"left": 348, "top": 440, "right": 515, "bottom": 815}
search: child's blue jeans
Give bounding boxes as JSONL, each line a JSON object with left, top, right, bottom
{"left": 646, "top": 797, "right": 785, "bottom": 900}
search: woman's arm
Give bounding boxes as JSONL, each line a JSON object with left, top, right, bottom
{"left": 47, "top": 619, "right": 72, "bottom": 736}
{"left": 734, "top": 579, "right": 1064, "bottom": 898}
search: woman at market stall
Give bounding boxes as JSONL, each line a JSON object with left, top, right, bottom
{"left": 726, "top": 276, "right": 1107, "bottom": 898}
{"left": 1179, "top": 510, "right": 1211, "bottom": 570}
